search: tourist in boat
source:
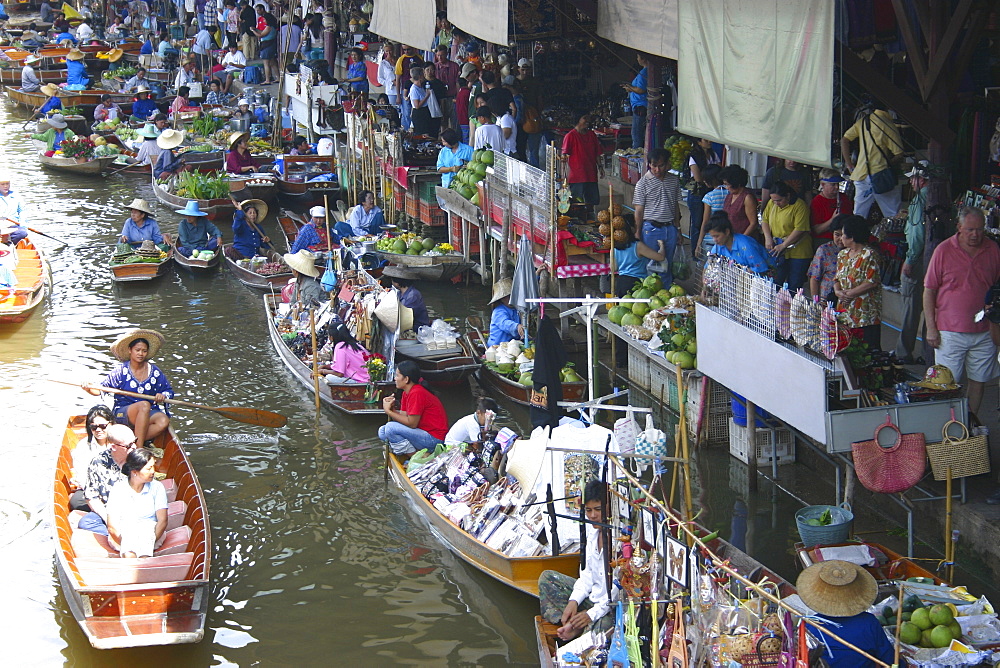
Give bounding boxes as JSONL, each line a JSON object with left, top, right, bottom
{"left": 36, "top": 83, "right": 63, "bottom": 116}
{"left": 174, "top": 201, "right": 222, "bottom": 258}
{"left": 20, "top": 54, "right": 41, "bottom": 93}
{"left": 106, "top": 447, "right": 169, "bottom": 558}
{"left": 226, "top": 131, "right": 261, "bottom": 175}
{"left": 154, "top": 128, "right": 189, "bottom": 180}
{"left": 795, "top": 560, "right": 897, "bottom": 668}
{"left": 69, "top": 405, "right": 116, "bottom": 511}
{"left": 290, "top": 205, "right": 334, "bottom": 254}
{"left": 323, "top": 321, "right": 370, "bottom": 382}
{"left": 383, "top": 266, "right": 431, "bottom": 331}
{"left": 0, "top": 173, "right": 29, "bottom": 245}
{"left": 82, "top": 329, "right": 173, "bottom": 449}
{"left": 65, "top": 48, "right": 91, "bottom": 90}
{"left": 129, "top": 87, "right": 159, "bottom": 122}
{"left": 93, "top": 94, "right": 123, "bottom": 123}
{"left": 126, "top": 124, "right": 162, "bottom": 166}
{"left": 341, "top": 190, "right": 385, "bottom": 237}
{"left": 30, "top": 113, "right": 76, "bottom": 152}
{"left": 444, "top": 396, "right": 499, "bottom": 445}
{"left": 378, "top": 360, "right": 449, "bottom": 456}
{"left": 486, "top": 277, "right": 523, "bottom": 346}
{"left": 704, "top": 210, "right": 773, "bottom": 275}
{"left": 77, "top": 423, "right": 137, "bottom": 535}
{"left": 538, "top": 479, "right": 614, "bottom": 641}
{"left": 228, "top": 198, "right": 271, "bottom": 259}
{"left": 119, "top": 198, "right": 164, "bottom": 247}
{"left": 282, "top": 249, "right": 326, "bottom": 309}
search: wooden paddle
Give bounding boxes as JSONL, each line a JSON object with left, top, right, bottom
{"left": 54, "top": 380, "right": 288, "bottom": 427}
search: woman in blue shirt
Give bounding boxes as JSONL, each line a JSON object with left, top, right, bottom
{"left": 119, "top": 198, "right": 165, "bottom": 248}
{"left": 345, "top": 48, "right": 369, "bottom": 94}
{"left": 487, "top": 277, "right": 523, "bottom": 346}
{"left": 705, "top": 211, "right": 773, "bottom": 275}
{"left": 436, "top": 128, "right": 473, "bottom": 188}
{"left": 612, "top": 214, "right": 665, "bottom": 366}
{"left": 65, "top": 49, "right": 91, "bottom": 90}
{"left": 229, "top": 199, "right": 271, "bottom": 259}
{"left": 130, "top": 87, "right": 159, "bottom": 121}
{"left": 621, "top": 53, "right": 649, "bottom": 149}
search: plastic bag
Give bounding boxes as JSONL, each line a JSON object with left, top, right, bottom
{"left": 614, "top": 414, "right": 641, "bottom": 454}
{"left": 672, "top": 242, "right": 691, "bottom": 281}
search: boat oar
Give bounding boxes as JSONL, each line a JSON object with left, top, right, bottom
{"left": 54, "top": 380, "right": 288, "bottom": 427}
{"left": 25, "top": 226, "right": 69, "bottom": 246}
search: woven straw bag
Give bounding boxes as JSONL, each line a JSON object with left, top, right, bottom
{"left": 851, "top": 418, "right": 926, "bottom": 494}
{"left": 926, "top": 416, "right": 990, "bottom": 481}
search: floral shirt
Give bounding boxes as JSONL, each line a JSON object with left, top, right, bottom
{"left": 84, "top": 449, "right": 126, "bottom": 504}
{"left": 104, "top": 361, "right": 173, "bottom": 414}
{"left": 808, "top": 241, "right": 840, "bottom": 301}
{"left": 835, "top": 246, "right": 882, "bottom": 328}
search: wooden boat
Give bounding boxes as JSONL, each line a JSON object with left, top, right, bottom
{"left": 6, "top": 85, "right": 85, "bottom": 110}
{"left": 221, "top": 245, "right": 292, "bottom": 289}
{"left": 0, "top": 240, "right": 51, "bottom": 324}
{"left": 795, "top": 541, "right": 947, "bottom": 586}
{"left": 277, "top": 212, "right": 301, "bottom": 252}
{"left": 52, "top": 416, "right": 211, "bottom": 649}
{"left": 387, "top": 450, "right": 580, "bottom": 596}
{"left": 0, "top": 68, "right": 67, "bottom": 85}
{"left": 37, "top": 151, "right": 118, "bottom": 175}
{"left": 109, "top": 247, "right": 174, "bottom": 282}
{"left": 277, "top": 154, "right": 340, "bottom": 204}
{"left": 170, "top": 239, "right": 222, "bottom": 272}
{"left": 395, "top": 337, "right": 480, "bottom": 386}
{"left": 465, "top": 329, "right": 588, "bottom": 407}
{"left": 264, "top": 293, "right": 395, "bottom": 414}
{"left": 229, "top": 173, "right": 279, "bottom": 203}
{"left": 4, "top": 0, "right": 40, "bottom": 14}
{"left": 151, "top": 176, "right": 236, "bottom": 223}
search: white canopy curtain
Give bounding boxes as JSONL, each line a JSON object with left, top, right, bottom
{"left": 677, "top": 0, "right": 835, "bottom": 166}
{"left": 447, "top": 0, "right": 509, "bottom": 48}
{"left": 597, "top": 0, "right": 679, "bottom": 61}
{"left": 370, "top": 0, "right": 437, "bottom": 51}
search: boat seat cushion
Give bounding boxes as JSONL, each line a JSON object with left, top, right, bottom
{"left": 162, "top": 478, "right": 177, "bottom": 503}
{"left": 71, "top": 525, "right": 192, "bottom": 558}
{"left": 75, "top": 552, "right": 195, "bottom": 586}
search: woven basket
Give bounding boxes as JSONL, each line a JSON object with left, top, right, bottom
{"left": 926, "top": 420, "right": 990, "bottom": 480}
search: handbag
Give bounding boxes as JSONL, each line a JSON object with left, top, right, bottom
{"left": 851, "top": 417, "right": 926, "bottom": 493}
{"left": 320, "top": 252, "right": 337, "bottom": 292}
{"left": 613, "top": 414, "right": 641, "bottom": 454}
{"left": 925, "top": 410, "right": 990, "bottom": 480}
{"left": 426, "top": 87, "right": 443, "bottom": 119}
{"left": 633, "top": 414, "right": 667, "bottom": 474}
{"left": 522, "top": 106, "right": 541, "bottom": 134}
{"left": 861, "top": 114, "right": 900, "bottom": 195}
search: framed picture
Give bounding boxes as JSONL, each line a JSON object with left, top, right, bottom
{"left": 662, "top": 533, "right": 689, "bottom": 587}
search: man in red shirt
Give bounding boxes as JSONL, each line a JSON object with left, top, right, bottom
{"left": 434, "top": 45, "right": 460, "bottom": 130}
{"left": 561, "top": 113, "right": 604, "bottom": 217}
{"left": 923, "top": 206, "right": 1000, "bottom": 416}
{"left": 378, "top": 360, "right": 448, "bottom": 456}
{"left": 810, "top": 169, "right": 852, "bottom": 240}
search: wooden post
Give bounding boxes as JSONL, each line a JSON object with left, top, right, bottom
{"left": 676, "top": 365, "right": 694, "bottom": 528}
{"left": 608, "top": 180, "right": 618, "bottom": 384}
{"left": 309, "top": 308, "right": 321, "bottom": 412}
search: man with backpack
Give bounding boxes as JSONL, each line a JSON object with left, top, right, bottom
{"left": 840, "top": 102, "right": 905, "bottom": 218}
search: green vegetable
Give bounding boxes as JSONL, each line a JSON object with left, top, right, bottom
{"left": 173, "top": 170, "right": 229, "bottom": 200}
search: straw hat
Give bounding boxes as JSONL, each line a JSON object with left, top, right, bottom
{"left": 110, "top": 328, "right": 165, "bottom": 362}
{"left": 240, "top": 198, "right": 268, "bottom": 220}
{"left": 21, "top": 30, "right": 38, "bottom": 41}
{"left": 40, "top": 83, "right": 60, "bottom": 97}
{"left": 372, "top": 289, "right": 413, "bottom": 331}
{"left": 227, "top": 131, "right": 249, "bottom": 150}
{"left": 106, "top": 47, "right": 124, "bottom": 62}
{"left": 66, "top": 48, "right": 85, "bottom": 61}
{"left": 795, "top": 560, "right": 877, "bottom": 617}
{"left": 136, "top": 240, "right": 161, "bottom": 257}
{"left": 381, "top": 264, "right": 422, "bottom": 281}
{"left": 489, "top": 277, "right": 513, "bottom": 304}
{"left": 505, "top": 431, "right": 548, "bottom": 498}
{"left": 135, "top": 85, "right": 152, "bottom": 96}
{"left": 283, "top": 249, "right": 320, "bottom": 277}
{"left": 175, "top": 201, "right": 208, "bottom": 217}
{"left": 24, "top": 54, "right": 41, "bottom": 65}
{"left": 156, "top": 128, "right": 185, "bottom": 149}
{"left": 46, "top": 113, "right": 67, "bottom": 129}
{"left": 912, "top": 364, "right": 960, "bottom": 391}
{"left": 137, "top": 123, "right": 159, "bottom": 138}
{"left": 127, "top": 198, "right": 155, "bottom": 216}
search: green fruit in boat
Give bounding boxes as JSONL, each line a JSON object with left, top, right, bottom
{"left": 421, "top": 237, "right": 435, "bottom": 251}
{"left": 518, "top": 371, "right": 533, "bottom": 386}
{"left": 668, "top": 284, "right": 686, "bottom": 297}
{"left": 408, "top": 240, "right": 424, "bottom": 253}
{"left": 656, "top": 288, "right": 671, "bottom": 300}
{"left": 609, "top": 305, "right": 629, "bottom": 325}
{"left": 929, "top": 604, "right": 954, "bottom": 627}
{"left": 471, "top": 192, "right": 480, "bottom": 206}
{"left": 643, "top": 275, "right": 663, "bottom": 292}
{"left": 480, "top": 150, "right": 494, "bottom": 165}
{"left": 919, "top": 629, "right": 934, "bottom": 647}
{"left": 948, "top": 621, "right": 962, "bottom": 639}
{"left": 631, "top": 302, "right": 649, "bottom": 317}
{"left": 902, "top": 612, "right": 912, "bottom": 621}
{"left": 633, "top": 288, "right": 652, "bottom": 300}
{"left": 674, "top": 352, "right": 695, "bottom": 369}
{"left": 473, "top": 162, "right": 488, "bottom": 177}
{"left": 649, "top": 296, "right": 665, "bottom": 309}
{"left": 406, "top": 248, "right": 420, "bottom": 255}
{"left": 391, "top": 239, "right": 407, "bottom": 253}
{"left": 930, "top": 625, "right": 953, "bottom": 648}
{"left": 911, "top": 607, "right": 932, "bottom": 631}
{"left": 620, "top": 313, "right": 642, "bottom": 327}
{"left": 899, "top": 622, "right": 921, "bottom": 646}
{"left": 883, "top": 606, "right": 895, "bottom": 621}
{"left": 686, "top": 340, "right": 697, "bottom": 355}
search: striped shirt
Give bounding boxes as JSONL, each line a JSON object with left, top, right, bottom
{"left": 632, "top": 170, "right": 680, "bottom": 223}
{"left": 702, "top": 185, "right": 728, "bottom": 212}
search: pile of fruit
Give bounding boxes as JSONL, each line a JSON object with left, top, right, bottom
{"left": 608, "top": 275, "right": 686, "bottom": 327}
{"left": 114, "top": 126, "right": 138, "bottom": 142}
{"left": 663, "top": 135, "right": 693, "bottom": 172}
{"left": 256, "top": 262, "right": 288, "bottom": 276}
{"left": 94, "top": 117, "right": 123, "bottom": 132}
{"left": 102, "top": 66, "right": 137, "bottom": 80}
{"left": 880, "top": 596, "right": 968, "bottom": 649}
{"left": 447, "top": 149, "right": 494, "bottom": 204}
{"left": 483, "top": 339, "right": 583, "bottom": 386}
{"left": 375, "top": 232, "right": 453, "bottom": 257}
{"left": 607, "top": 275, "right": 698, "bottom": 368}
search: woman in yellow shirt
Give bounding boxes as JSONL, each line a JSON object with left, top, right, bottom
{"left": 761, "top": 181, "right": 812, "bottom": 291}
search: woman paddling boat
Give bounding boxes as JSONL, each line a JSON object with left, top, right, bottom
{"left": 119, "top": 198, "right": 166, "bottom": 248}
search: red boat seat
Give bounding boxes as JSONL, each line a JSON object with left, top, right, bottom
{"left": 75, "top": 552, "right": 195, "bottom": 586}
{"left": 71, "top": 524, "right": 192, "bottom": 558}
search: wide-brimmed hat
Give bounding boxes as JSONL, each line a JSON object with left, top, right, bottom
{"left": 40, "top": 83, "right": 60, "bottom": 97}
{"left": 175, "top": 201, "right": 208, "bottom": 217}
{"left": 46, "top": 113, "right": 67, "bottom": 129}
{"left": 137, "top": 122, "right": 159, "bottom": 138}
{"left": 135, "top": 85, "right": 152, "bottom": 96}
{"left": 21, "top": 30, "right": 38, "bottom": 41}
{"left": 227, "top": 131, "right": 249, "bottom": 150}
{"left": 506, "top": 429, "right": 549, "bottom": 499}
{"left": 240, "top": 198, "right": 268, "bottom": 220}
{"left": 136, "top": 240, "right": 161, "bottom": 256}
{"left": 795, "top": 560, "right": 877, "bottom": 617}
{"left": 106, "top": 47, "right": 124, "bottom": 62}
{"left": 66, "top": 48, "right": 85, "bottom": 61}
{"left": 110, "top": 328, "right": 165, "bottom": 361}
{"left": 127, "top": 198, "right": 155, "bottom": 216}
{"left": 489, "top": 277, "right": 513, "bottom": 304}
{"left": 381, "top": 264, "right": 422, "bottom": 281}
{"left": 372, "top": 289, "right": 414, "bottom": 331}
{"left": 283, "top": 249, "right": 320, "bottom": 277}
{"left": 24, "top": 54, "right": 41, "bottom": 65}
{"left": 912, "top": 364, "right": 960, "bottom": 391}
{"left": 156, "top": 128, "right": 185, "bottom": 149}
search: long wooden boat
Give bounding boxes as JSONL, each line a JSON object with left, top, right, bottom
{"left": 52, "top": 417, "right": 210, "bottom": 649}
{"left": 221, "top": 245, "right": 291, "bottom": 289}
{"left": 264, "top": 293, "right": 395, "bottom": 414}
{"left": 387, "top": 450, "right": 579, "bottom": 596}
{"left": 37, "top": 150, "right": 117, "bottom": 175}
{"left": 151, "top": 176, "right": 236, "bottom": 223}
{"left": 0, "top": 239, "right": 51, "bottom": 324}
{"left": 170, "top": 240, "right": 222, "bottom": 272}
{"left": 395, "top": 337, "right": 480, "bottom": 386}
{"left": 229, "top": 173, "right": 279, "bottom": 203}
{"left": 0, "top": 68, "right": 67, "bottom": 85}
{"left": 6, "top": 85, "right": 85, "bottom": 109}
{"left": 465, "top": 329, "right": 588, "bottom": 407}
{"left": 277, "top": 212, "right": 301, "bottom": 252}
{"left": 109, "top": 247, "right": 174, "bottom": 282}
{"left": 795, "top": 541, "right": 947, "bottom": 586}
{"left": 277, "top": 154, "right": 340, "bottom": 203}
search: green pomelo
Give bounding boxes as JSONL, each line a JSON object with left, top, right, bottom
{"left": 620, "top": 313, "right": 642, "bottom": 327}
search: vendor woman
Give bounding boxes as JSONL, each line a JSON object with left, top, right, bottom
{"left": 339, "top": 190, "right": 385, "bottom": 237}
{"left": 796, "top": 560, "right": 900, "bottom": 668}
{"left": 486, "top": 277, "right": 524, "bottom": 346}
{"left": 283, "top": 249, "right": 326, "bottom": 309}
{"left": 30, "top": 113, "right": 75, "bottom": 152}
{"left": 290, "top": 205, "right": 335, "bottom": 254}
{"left": 226, "top": 131, "right": 260, "bottom": 175}
{"left": 378, "top": 361, "right": 448, "bottom": 455}
{"left": 383, "top": 266, "right": 430, "bottom": 331}
{"left": 228, "top": 198, "right": 271, "bottom": 260}
{"left": 119, "top": 198, "right": 165, "bottom": 248}
{"left": 704, "top": 210, "right": 773, "bottom": 275}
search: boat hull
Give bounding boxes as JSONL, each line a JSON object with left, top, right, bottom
{"left": 0, "top": 68, "right": 66, "bottom": 84}
{"left": 52, "top": 417, "right": 211, "bottom": 649}
{"left": 38, "top": 152, "right": 117, "bottom": 175}
{"left": 171, "top": 240, "right": 221, "bottom": 271}
{"left": 0, "top": 241, "right": 50, "bottom": 324}
{"left": 222, "top": 245, "right": 291, "bottom": 289}
{"left": 151, "top": 178, "right": 235, "bottom": 223}
{"left": 109, "top": 248, "right": 174, "bottom": 282}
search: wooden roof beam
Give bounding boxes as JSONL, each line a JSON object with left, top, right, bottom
{"left": 890, "top": 0, "right": 929, "bottom": 100}
{"left": 924, "top": 0, "right": 978, "bottom": 101}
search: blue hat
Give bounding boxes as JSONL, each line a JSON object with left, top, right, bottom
{"left": 175, "top": 201, "right": 208, "bottom": 217}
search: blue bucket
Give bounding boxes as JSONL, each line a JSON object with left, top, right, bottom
{"left": 731, "top": 393, "right": 770, "bottom": 427}
{"left": 795, "top": 504, "right": 854, "bottom": 548}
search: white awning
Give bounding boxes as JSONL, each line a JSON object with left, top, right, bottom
{"left": 597, "top": 0, "right": 679, "bottom": 60}
{"left": 370, "top": 0, "right": 436, "bottom": 51}
{"left": 448, "top": 0, "right": 509, "bottom": 48}
{"left": 676, "top": 0, "right": 834, "bottom": 166}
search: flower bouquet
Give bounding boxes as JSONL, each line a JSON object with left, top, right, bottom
{"left": 361, "top": 352, "right": 387, "bottom": 403}
{"left": 59, "top": 136, "right": 97, "bottom": 162}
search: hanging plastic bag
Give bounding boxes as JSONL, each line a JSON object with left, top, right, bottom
{"left": 672, "top": 242, "right": 690, "bottom": 281}
{"left": 321, "top": 252, "right": 337, "bottom": 293}
{"left": 614, "top": 414, "right": 641, "bottom": 454}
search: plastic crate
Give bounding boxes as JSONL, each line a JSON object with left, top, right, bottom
{"left": 393, "top": 183, "right": 405, "bottom": 211}
{"left": 416, "top": 179, "right": 438, "bottom": 203}
{"left": 490, "top": 200, "right": 505, "bottom": 225}
{"left": 706, "top": 408, "right": 732, "bottom": 445}
{"left": 450, "top": 215, "right": 481, "bottom": 254}
{"left": 419, "top": 200, "right": 446, "bottom": 226}
{"left": 728, "top": 418, "right": 795, "bottom": 466}
{"left": 405, "top": 191, "right": 420, "bottom": 218}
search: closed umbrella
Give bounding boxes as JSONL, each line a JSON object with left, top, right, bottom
{"left": 509, "top": 235, "right": 539, "bottom": 344}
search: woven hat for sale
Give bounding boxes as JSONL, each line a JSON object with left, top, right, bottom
{"left": 912, "top": 364, "right": 960, "bottom": 391}
{"left": 795, "top": 560, "right": 877, "bottom": 617}
{"left": 505, "top": 430, "right": 549, "bottom": 499}
{"left": 372, "top": 288, "right": 413, "bottom": 331}
{"left": 282, "top": 249, "right": 320, "bottom": 277}
{"left": 110, "top": 328, "right": 165, "bottom": 361}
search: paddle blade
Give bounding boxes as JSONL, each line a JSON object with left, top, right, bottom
{"left": 211, "top": 405, "right": 288, "bottom": 428}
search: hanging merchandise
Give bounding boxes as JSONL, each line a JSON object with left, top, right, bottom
{"left": 924, "top": 410, "right": 991, "bottom": 480}
{"left": 632, "top": 414, "right": 667, "bottom": 474}
{"left": 850, "top": 416, "right": 927, "bottom": 493}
